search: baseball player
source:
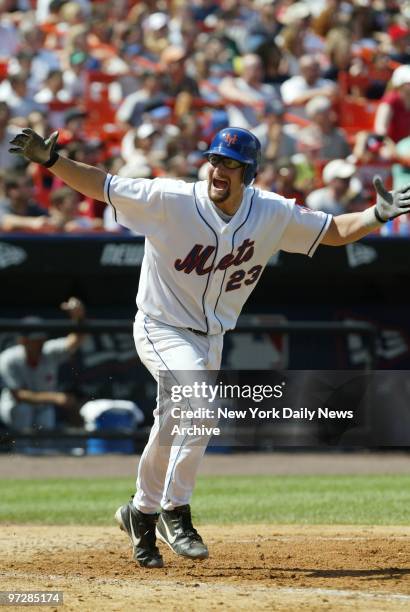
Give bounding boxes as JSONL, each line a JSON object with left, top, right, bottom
{"left": 9, "top": 126, "right": 410, "bottom": 568}
{"left": 0, "top": 298, "right": 86, "bottom": 451}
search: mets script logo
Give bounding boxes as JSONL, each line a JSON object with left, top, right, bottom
{"left": 174, "top": 239, "right": 263, "bottom": 292}
{"left": 224, "top": 132, "right": 238, "bottom": 146}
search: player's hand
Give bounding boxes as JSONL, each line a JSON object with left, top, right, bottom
{"left": 373, "top": 175, "right": 410, "bottom": 222}
{"left": 9, "top": 128, "right": 59, "bottom": 165}
{"left": 60, "top": 297, "right": 86, "bottom": 321}
{"left": 52, "top": 392, "right": 78, "bottom": 409}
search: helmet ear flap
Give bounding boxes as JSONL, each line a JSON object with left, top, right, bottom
{"left": 243, "top": 164, "right": 256, "bottom": 186}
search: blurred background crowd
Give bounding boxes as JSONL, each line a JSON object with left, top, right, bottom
{"left": 1, "top": 0, "right": 410, "bottom": 236}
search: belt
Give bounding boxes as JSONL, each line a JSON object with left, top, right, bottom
{"left": 187, "top": 327, "right": 208, "bottom": 337}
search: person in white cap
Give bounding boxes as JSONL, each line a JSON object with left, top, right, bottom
{"left": 306, "top": 159, "right": 360, "bottom": 215}
{"left": 374, "top": 64, "right": 410, "bottom": 144}
{"left": 119, "top": 124, "right": 163, "bottom": 178}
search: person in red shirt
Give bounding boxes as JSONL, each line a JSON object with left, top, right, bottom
{"left": 374, "top": 65, "right": 410, "bottom": 144}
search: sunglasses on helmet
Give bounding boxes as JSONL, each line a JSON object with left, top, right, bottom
{"left": 207, "top": 154, "right": 244, "bottom": 170}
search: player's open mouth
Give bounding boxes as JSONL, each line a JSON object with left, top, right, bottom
{"left": 212, "top": 178, "right": 229, "bottom": 191}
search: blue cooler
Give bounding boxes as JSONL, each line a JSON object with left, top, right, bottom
{"left": 80, "top": 399, "right": 144, "bottom": 455}
{"left": 87, "top": 410, "right": 136, "bottom": 454}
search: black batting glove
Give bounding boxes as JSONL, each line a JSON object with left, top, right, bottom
{"left": 9, "top": 128, "right": 60, "bottom": 167}
{"left": 373, "top": 175, "right": 410, "bottom": 223}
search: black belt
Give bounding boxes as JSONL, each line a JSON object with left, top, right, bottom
{"left": 187, "top": 327, "right": 208, "bottom": 337}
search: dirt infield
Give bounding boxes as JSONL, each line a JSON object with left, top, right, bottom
{"left": 2, "top": 524, "right": 410, "bottom": 611}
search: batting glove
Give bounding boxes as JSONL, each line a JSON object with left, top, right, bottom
{"left": 373, "top": 175, "right": 410, "bottom": 223}
{"left": 9, "top": 128, "right": 59, "bottom": 167}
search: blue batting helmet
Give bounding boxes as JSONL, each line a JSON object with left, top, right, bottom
{"left": 204, "top": 127, "right": 261, "bottom": 186}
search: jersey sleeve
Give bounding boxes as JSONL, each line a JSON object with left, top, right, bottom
{"left": 104, "top": 174, "right": 166, "bottom": 235}
{"left": 278, "top": 204, "right": 332, "bottom": 257}
{"left": 0, "top": 350, "right": 21, "bottom": 390}
{"left": 43, "top": 338, "right": 70, "bottom": 363}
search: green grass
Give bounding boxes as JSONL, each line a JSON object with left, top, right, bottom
{"left": 1, "top": 475, "right": 410, "bottom": 525}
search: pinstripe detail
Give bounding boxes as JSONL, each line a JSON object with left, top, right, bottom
{"left": 106, "top": 174, "right": 117, "bottom": 223}
{"left": 143, "top": 316, "right": 191, "bottom": 506}
{"left": 143, "top": 316, "right": 179, "bottom": 385}
{"left": 307, "top": 213, "right": 330, "bottom": 257}
{"left": 193, "top": 183, "right": 219, "bottom": 334}
{"left": 213, "top": 189, "right": 256, "bottom": 333}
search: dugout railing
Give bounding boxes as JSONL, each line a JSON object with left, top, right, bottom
{"left": 0, "top": 317, "right": 378, "bottom": 448}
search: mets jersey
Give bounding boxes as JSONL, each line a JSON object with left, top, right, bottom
{"left": 104, "top": 176, "right": 331, "bottom": 334}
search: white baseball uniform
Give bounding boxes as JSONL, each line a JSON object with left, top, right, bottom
{"left": 0, "top": 337, "right": 70, "bottom": 429}
{"left": 104, "top": 175, "right": 331, "bottom": 512}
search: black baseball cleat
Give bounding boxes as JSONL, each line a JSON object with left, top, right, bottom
{"left": 115, "top": 500, "right": 164, "bottom": 568}
{"left": 156, "top": 504, "right": 209, "bottom": 559}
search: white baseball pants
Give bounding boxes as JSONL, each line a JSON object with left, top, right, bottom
{"left": 133, "top": 310, "right": 224, "bottom": 513}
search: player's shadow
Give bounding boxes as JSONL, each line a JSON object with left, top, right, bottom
{"left": 306, "top": 567, "right": 410, "bottom": 580}
{"left": 209, "top": 567, "right": 410, "bottom": 580}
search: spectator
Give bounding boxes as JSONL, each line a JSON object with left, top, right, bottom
{"left": 63, "top": 23, "right": 101, "bottom": 71}
{"left": 119, "top": 123, "right": 162, "bottom": 178}
{"left": 0, "top": 7, "right": 21, "bottom": 58}
{"left": 243, "top": 1, "right": 280, "bottom": 54}
{"left": 1, "top": 0, "right": 405, "bottom": 240}
{"left": 352, "top": 131, "right": 395, "bottom": 206}
{"left": 252, "top": 100, "right": 297, "bottom": 160}
{"left": 34, "top": 69, "right": 71, "bottom": 105}
{"left": 312, "top": 0, "right": 353, "bottom": 39}
{"left": 160, "top": 46, "right": 200, "bottom": 98}
{"left": 306, "top": 159, "right": 360, "bottom": 215}
{"left": 0, "top": 298, "right": 86, "bottom": 453}
{"left": 48, "top": 186, "right": 103, "bottom": 232}
{"left": 0, "top": 102, "right": 18, "bottom": 170}
{"left": 271, "top": 158, "right": 306, "bottom": 204}
{"left": 278, "top": 24, "right": 307, "bottom": 77}
{"left": 280, "top": 54, "right": 337, "bottom": 119}
{"left": 62, "top": 51, "right": 88, "bottom": 100}
{"left": 392, "top": 136, "right": 410, "bottom": 191}
{"left": 296, "top": 96, "right": 351, "bottom": 160}
{"left": 8, "top": 50, "right": 33, "bottom": 89}
{"left": 322, "top": 27, "right": 353, "bottom": 81}
{"left": 115, "top": 71, "right": 165, "bottom": 128}
{"left": 253, "top": 160, "right": 276, "bottom": 191}
{"left": 19, "top": 26, "right": 61, "bottom": 92}
{"left": 142, "top": 11, "right": 170, "bottom": 57}
{"left": 387, "top": 24, "right": 410, "bottom": 65}
{"left": 218, "top": 53, "right": 281, "bottom": 128}
{"left": 0, "top": 172, "right": 55, "bottom": 232}
{"left": 280, "top": 2, "right": 325, "bottom": 56}
{"left": 255, "top": 38, "right": 284, "bottom": 86}
{"left": 0, "top": 72, "right": 45, "bottom": 119}
{"left": 34, "top": 69, "right": 73, "bottom": 129}
{"left": 62, "top": 107, "right": 88, "bottom": 141}
{"left": 374, "top": 64, "right": 410, "bottom": 143}
{"left": 36, "top": 0, "right": 91, "bottom": 24}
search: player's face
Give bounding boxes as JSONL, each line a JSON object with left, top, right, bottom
{"left": 207, "top": 155, "right": 245, "bottom": 208}
{"left": 20, "top": 337, "right": 45, "bottom": 361}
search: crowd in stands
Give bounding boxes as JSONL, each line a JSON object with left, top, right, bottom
{"left": 1, "top": 0, "right": 410, "bottom": 236}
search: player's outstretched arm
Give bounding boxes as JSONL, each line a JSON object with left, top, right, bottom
{"left": 60, "top": 296, "right": 87, "bottom": 353}
{"left": 321, "top": 176, "right": 410, "bottom": 246}
{"left": 9, "top": 129, "right": 107, "bottom": 202}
